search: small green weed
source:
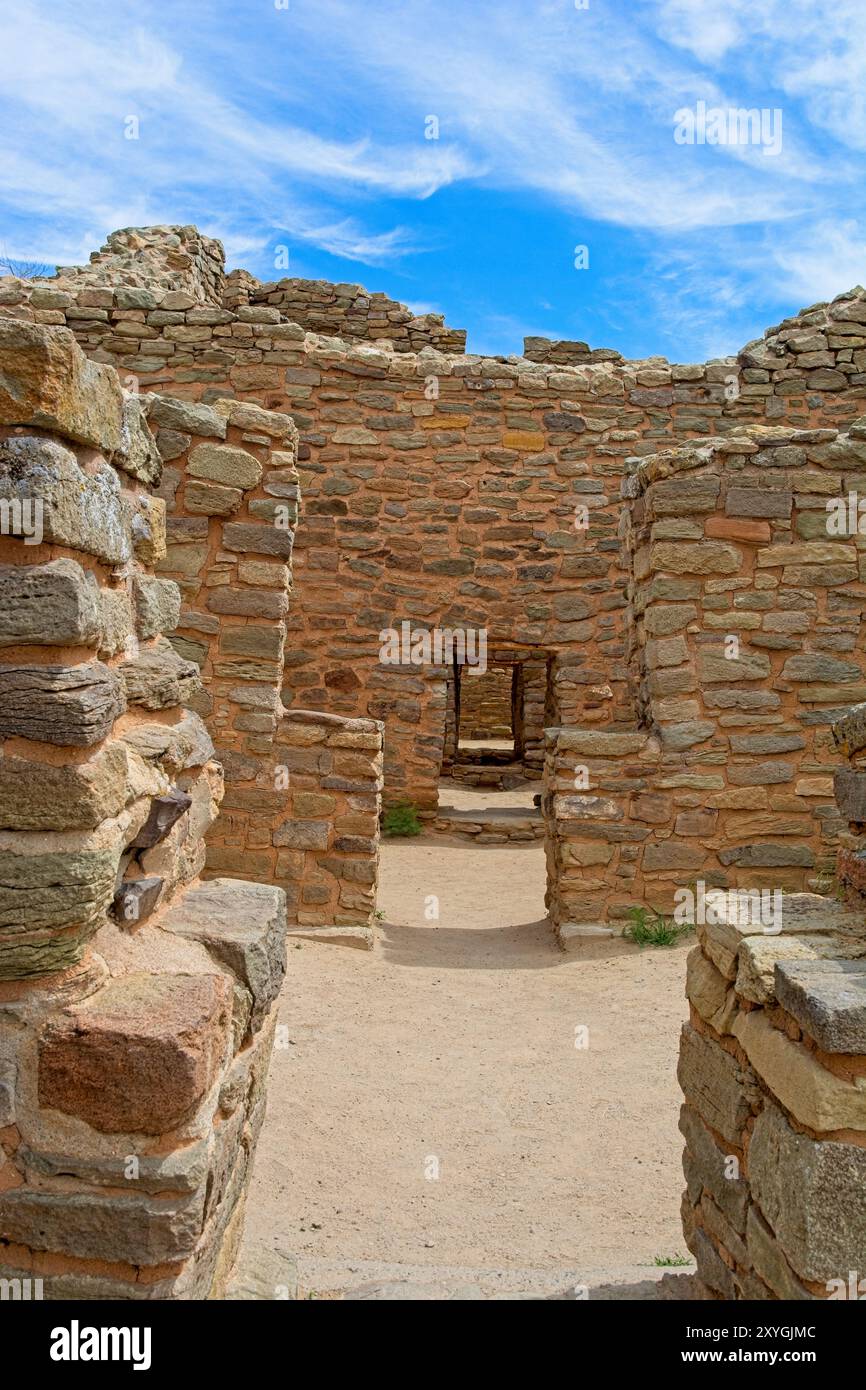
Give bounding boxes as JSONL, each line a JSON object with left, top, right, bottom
{"left": 382, "top": 802, "right": 423, "bottom": 837}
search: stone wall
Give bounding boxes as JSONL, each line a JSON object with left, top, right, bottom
{"left": 0, "top": 320, "right": 286, "bottom": 1298}
{"left": 679, "top": 878, "right": 866, "bottom": 1299}
{"left": 458, "top": 664, "right": 513, "bottom": 740}
{"left": 227, "top": 272, "right": 467, "bottom": 354}
{"left": 544, "top": 425, "right": 866, "bottom": 943}
{"left": 150, "top": 393, "right": 382, "bottom": 947}
{"left": 2, "top": 232, "right": 865, "bottom": 829}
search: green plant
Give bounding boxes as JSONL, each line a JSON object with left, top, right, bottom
{"left": 382, "top": 802, "right": 423, "bottom": 837}
{"left": 653, "top": 1254, "right": 692, "bottom": 1268}
{"left": 623, "top": 905, "right": 693, "bottom": 948}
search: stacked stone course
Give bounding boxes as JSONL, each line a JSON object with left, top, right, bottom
{"left": 150, "top": 392, "right": 382, "bottom": 946}
{"left": 545, "top": 425, "right": 866, "bottom": 944}
{"left": 0, "top": 320, "right": 287, "bottom": 1298}
{"left": 679, "top": 878, "right": 866, "bottom": 1299}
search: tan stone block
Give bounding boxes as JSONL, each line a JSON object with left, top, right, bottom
{"left": 795, "top": 777, "right": 834, "bottom": 797}
{"left": 502, "top": 430, "right": 545, "bottom": 450}
{"left": 756, "top": 541, "right": 855, "bottom": 568}
{"left": 650, "top": 541, "right": 741, "bottom": 575}
{"left": 705, "top": 787, "right": 769, "bottom": 810}
{"left": 732, "top": 1009, "right": 866, "bottom": 1132}
{"left": 686, "top": 946, "right": 737, "bottom": 1033}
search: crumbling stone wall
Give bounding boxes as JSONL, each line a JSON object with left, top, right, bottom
{"left": 150, "top": 393, "right": 382, "bottom": 947}
{"left": 0, "top": 321, "right": 287, "bottom": 1298}
{"left": 226, "top": 270, "right": 467, "bottom": 353}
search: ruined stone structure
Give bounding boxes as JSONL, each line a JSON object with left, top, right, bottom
{"left": 2, "top": 225, "right": 866, "bottom": 1301}
{"left": 545, "top": 425, "right": 866, "bottom": 942}
{"left": 0, "top": 320, "right": 287, "bottom": 1297}
{"left": 678, "top": 735, "right": 866, "bottom": 1299}
{"left": 146, "top": 391, "right": 382, "bottom": 947}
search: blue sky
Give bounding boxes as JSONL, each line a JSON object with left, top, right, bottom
{"left": 1, "top": 0, "right": 864, "bottom": 361}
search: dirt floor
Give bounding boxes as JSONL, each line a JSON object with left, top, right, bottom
{"left": 243, "top": 835, "right": 693, "bottom": 1298}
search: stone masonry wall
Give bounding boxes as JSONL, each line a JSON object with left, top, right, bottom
{"left": 2, "top": 236, "right": 864, "bottom": 827}
{"left": 227, "top": 271, "right": 467, "bottom": 354}
{"left": 150, "top": 393, "right": 382, "bottom": 947}
{"left": 0, "top": 320, "right": 287, "bottom": 1298}
{"left": 678, "top": 879, "right": 866, "bottom": 1299}
{"left": 458, "top": 664, "right": 513, "bottom": 739}
{"left": 544, "top": 425, "right": 866, "bottom": 943}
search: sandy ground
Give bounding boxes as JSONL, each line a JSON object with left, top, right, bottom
{"left": 243, "top": 836, "right": 693, "bottom": 1296}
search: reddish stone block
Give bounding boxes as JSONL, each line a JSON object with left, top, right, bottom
{"left": 38, "top": 972, "right": 231, "bottom": 1134}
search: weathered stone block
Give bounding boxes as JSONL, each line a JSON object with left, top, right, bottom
{"left": 677, "top": 1022, "right": 756, "bottom": 1145}
{"left": 120, "top": 639, "right": 200, "bottom": 710}
{"left": 0, "top": 661, "right": 124, "bottom": 744}
{"left": 222, "top": 522, "right": 294, "bottom": 557}
{"left": 185, "top": 480, "right": 244, "bottom": 515}
{"left": 775, "top": 958, "right": 866, "bottom": 1054}
{"left": 38, "top": 971, "right": 232, "bottom": 1133}
{"left": 0, "top": 436, "right": 129, "bottom": 563}
{"left": 0, "top": 743, "right": 129, "bottom": 831}
{"left": 834, "top": 768, "right": 866, "bottom": 823}
{"left": 749, "top": 1101, "right": 866, "bottom": 1283}
{"left": 161, "top": 879, "right": 286, "bottom": 1033}
{"left": 732, "top": 1009, "right": 866, "bottom": 1132}
{"left": 679, "top": 1103, "right": 748, "bottom": 1232}
{"left": 0, "top": 320, "right": 124, "bottom": 452}
{"left": 0, "top": 1187, "right": 206, "bottom": 1267}
{"left": 188, "top": 442, "right": 263, "bottom": 489}
{"left": 134, "top": 574, "right": 182, "bottom": 640}
{"left": 0, "top": 559, "right": 101, "bottom": 648}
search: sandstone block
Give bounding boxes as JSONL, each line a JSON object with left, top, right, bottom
{"left": 749, "top": 1101, "right": 866, "bottom": 1283}
{"left": 0, "top": 320, "right": 124, "bottom": 453}
{"left": 188, "top": 442, "right": 263, "bottom": 489}
{"left": 0, "top": 1187, "right": 205, "bottom": 1267}
{"left": 0, "top": 661, "right": 124, "bottom": 744}
{"left": 222, "top": 522, "right": 294, "bottom": 558}
{"left": 133, "top": 574, "right": 182, "bottom": 640}
{"left": 677, "top": 1022, "right": 756, "bottom": 1145}
{"left": 0, "top": 559, "right": 101, "bottom": 648}
{"left": 732, "top": 1009, "right": 866, "bottom": 1132}
{"left": 834, "top": 768, "right": 866, "bottom": 822}
{"left": 774, "top": 958, "right": 866, "bottom": 1053}
{"left": 679, "top": 1103, "right": 748, "bottom": 1232}
{"left": 38, "top": 971, "right": 232, "bottom": 1133}
{"left": 120, "top": 639, "right": 200, "bottom": 710}
{"left": 650, "top": 541, "right": 741, "bottom": 575}
{"left": 0, "top": 436, "right": 129, "bottom": 563}
{"left": 0, "top": 743, "right": 129, "bottom": 831}
{"left": 162, "top": 879, "right": 286, "bottom": 1032}
{"left": 185, "top": 480, "right": 244, "bottom": 515}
